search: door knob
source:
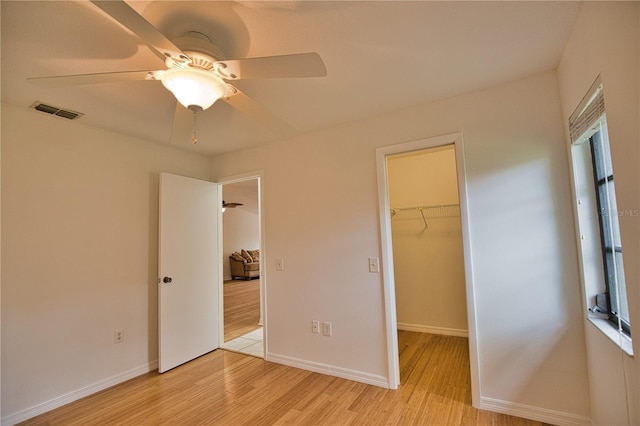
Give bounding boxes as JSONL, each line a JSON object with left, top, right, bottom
{"left": 163, "top": 276, "right": 173, "bottom": 284}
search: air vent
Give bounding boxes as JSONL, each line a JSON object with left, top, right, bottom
{"left": 29, "top": 101, "right": 84, "bottom": 120}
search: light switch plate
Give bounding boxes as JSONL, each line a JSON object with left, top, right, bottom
{"left": 368, "top": 257, "right": 379, "bottom": 273}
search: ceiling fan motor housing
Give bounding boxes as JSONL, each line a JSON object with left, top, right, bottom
{"left": 166, "top": 32, "right": 226, "bottom": 71}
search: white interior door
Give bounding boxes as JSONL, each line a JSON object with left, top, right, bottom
{"left": 158, "top": 172, "right": 220, "bottom": 373}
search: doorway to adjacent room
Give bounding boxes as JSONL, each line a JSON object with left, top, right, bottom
{"left": 219, "top": 176, "right": 264, "bottom": 358}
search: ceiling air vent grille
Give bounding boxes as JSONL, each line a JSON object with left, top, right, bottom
{"left": 29, "top": 101, "right": 84, "bottom": 120}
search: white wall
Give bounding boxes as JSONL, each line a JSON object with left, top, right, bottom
{"left": 557, "top": 2, "right": 640, "bottom": 424}
{"left": 210, "top": 71, "right": 591, "bottom": 423}
{"left": 0, "top": 104, "right": 211, "bottom": 422}
{"left": 388, "top": 147, "right": 468, "bottom": 335}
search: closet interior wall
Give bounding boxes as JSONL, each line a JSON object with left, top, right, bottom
{"left": 387, "top": 145, "right": 468, "bottom": 336}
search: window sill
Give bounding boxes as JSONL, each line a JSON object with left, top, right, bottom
{"left": 588, "top": 317, "right": 634, "bottom": 357}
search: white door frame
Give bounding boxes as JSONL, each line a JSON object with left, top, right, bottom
{"left": 216, "top": 170, "right": 266, "bottom": 355}
{"left": 376, "top": 132, "right": 480, "bottom": 405}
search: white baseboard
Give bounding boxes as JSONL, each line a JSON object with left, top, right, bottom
{"left": 266, "top": 352, "right": 389, "bottom": 389}
{"left": 2, "top": 360, "right": 158, "bottom": 426}
{"left": 480, "top": 396, "right": 591, "bottom": 426}
{"left": 397, "top": 322, "right": 468, "bottom": 337}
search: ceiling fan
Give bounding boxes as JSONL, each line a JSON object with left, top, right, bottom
{"left": 27, "top": 0, "right": 327, "bottom": 144}
{"left": 222, "top": 200, "right": 243, "bottom": 212}
{"left": 222, "top": 201, "right": 243, "bottom": 208}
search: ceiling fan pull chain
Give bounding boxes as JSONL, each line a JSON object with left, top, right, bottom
{"left": 191, "top": 111, "right": 199, "bottom": 144}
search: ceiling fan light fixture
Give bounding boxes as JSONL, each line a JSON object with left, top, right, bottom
{"left": 160, "top": 68, "right": 227, "bottom": 111}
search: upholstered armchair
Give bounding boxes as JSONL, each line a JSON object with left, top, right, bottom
{"left": 229, "top": 249, "right": 260, "bottom": 280}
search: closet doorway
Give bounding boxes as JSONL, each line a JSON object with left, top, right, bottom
{"left": 387, "top": 145, "right": 467, "bottom": 339}
{"left": 376, "top": 133, "right": 479, "bottom": 404}
{"left": 219, "top": 176, "right": 264, "bottom": 358}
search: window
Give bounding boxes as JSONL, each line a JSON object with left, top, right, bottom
{"left": 570, "top": 78, "right": 631, "bottom": 341}
{"left": 588, "top": 122, "right": 630, "bottom": 336}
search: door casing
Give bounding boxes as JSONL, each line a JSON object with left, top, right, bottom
{"left": 216, "top": 170, "right": 266, "bottom": 357}
{"left": 375, "top": 132, "right": 479, "bottom": 406}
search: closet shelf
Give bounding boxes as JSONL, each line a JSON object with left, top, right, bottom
{"left": 391, "top": 203, "right": 459, "bottom": 212}
{"left": 390, "top": 203, "right": 460, "bottom": 228}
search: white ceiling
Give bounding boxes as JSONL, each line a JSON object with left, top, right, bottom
{"left": 1, "top": 1, "right": 580, "bottom": 156}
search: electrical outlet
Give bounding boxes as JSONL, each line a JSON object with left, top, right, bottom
{"left": 312, "top": 320, "right": 320, "bottom": 333}
{"left": 322, "top": 322, "right": 332, "bottom": 337}
{"left": 114, "top": 330, "right": 124, "bottom": 344}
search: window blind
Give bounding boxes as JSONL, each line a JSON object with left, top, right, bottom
{"left": 569, "top": 77, "right": 606, "bottom": 144}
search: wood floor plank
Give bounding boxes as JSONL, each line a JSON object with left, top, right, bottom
{"left": 224, "top": 279, "right": 261, "bottom": 342}
{"left": 20, "top": 331, "right": 552, "bottom": 426}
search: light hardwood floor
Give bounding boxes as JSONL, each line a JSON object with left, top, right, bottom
{"left": 20, "top": 330, "right": 549, "bottom": 425}
{"left": 224, "top": 278, "right": 261, "bottom": 342}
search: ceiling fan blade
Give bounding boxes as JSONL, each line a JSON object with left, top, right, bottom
{"left": 91, "top": 0, "right": 191, "bottom": 64}
{"left": 28, "top": 70, "right": 159, "bottom": 88}
{"left": 224, "top": 88, "right": 298, "bottom": 139}
{"left": 169, "top": 102, "right": 196, "bottom": 145}
{"left": 215, "top": 52, "right": 327, "bottom": 80}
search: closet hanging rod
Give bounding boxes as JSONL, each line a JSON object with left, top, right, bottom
{"left": 392, "top": 203, "right": 459, "bottom": 211}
